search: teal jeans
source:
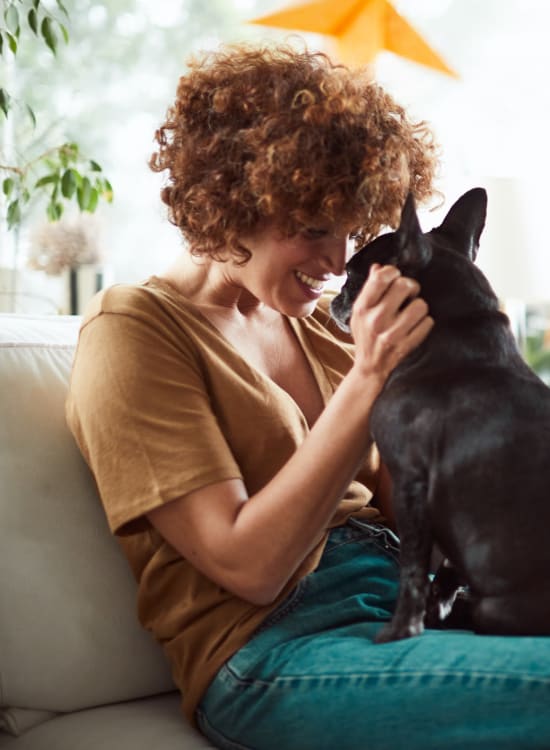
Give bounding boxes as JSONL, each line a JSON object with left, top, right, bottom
{"left": 196, "top": 520, "right": 550, "bottom": 749}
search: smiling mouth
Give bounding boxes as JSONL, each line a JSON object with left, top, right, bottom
{"left": 294, "top": 270, "right": 326, "bottom": 291}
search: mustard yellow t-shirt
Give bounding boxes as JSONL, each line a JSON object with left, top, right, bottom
{"left": 65, "top": 276, "right": 383, "bottom": 724}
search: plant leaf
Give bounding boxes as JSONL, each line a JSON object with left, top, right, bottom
{"left": 102, "top": 178, "right": 114, "bottom": 201}
{"left": 41, "top": 16, "right": 57, "bottom": 55}
{"left": 61, "top": 168, "right": 77, "bottom": 198}
{"left": 77, "top": 176, "right": 92, "bottom": 210}
{"left": 35, "top": 173, "right": 59, "bottom": 188}
{"left": 6, "top": 30, "right": 18, "bottom": 54}
{"left": 26, "top": 103, "right": 36, "bottom": 127}
{"left": 5, "top": 5, "right": 20, "bottom": 36}
{"left": 87, "top": 187, "right": 99, "bottom": 212}
{"left": 61, "top": 142, "right": 79, "bottom": 162}
{"left": 55, "top": 0, "right": 69, "bottom": 18}
{"left": 89, "top": 159, "right": 102, "bottom": 172}
{"left": 58, "top": 22, "right": 69, "bottom": 44}
{"left": 0, "top": 88, "right": 10, "bottom": 117}
{"left": 7, "top": 199, "right": 21, "bottom": 229}
{"left": 46, "top": 201, "right": 57, "bottom": 221}
{"left": 27, "top": 7, "right": 38, "bottom": 34}
{"left": 2, "top": 177, "right": 15, "bottom": 197}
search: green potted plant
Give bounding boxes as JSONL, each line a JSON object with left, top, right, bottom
{"left": 1, "top": 0, "right": 113, "bottom": 311}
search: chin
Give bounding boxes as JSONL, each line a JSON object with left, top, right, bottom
{"left": 269, "top": 291, "right": 319, "bottom": 318}
{"left": 289, "top": 299, "right": 319, "bottom": 318}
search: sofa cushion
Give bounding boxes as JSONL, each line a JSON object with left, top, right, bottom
{"left": 0, "top": 314, "right": 175, "bottom": 722}
{"left": 0, "top": 694, "right": 214, "bottom": 749}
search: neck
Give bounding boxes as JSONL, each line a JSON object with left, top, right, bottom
{"left": 160, "top": 251, "right": 262, "bottom": 316}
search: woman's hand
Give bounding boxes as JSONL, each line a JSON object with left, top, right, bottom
{"left": 349, "top": 263, "right": 433, "bottom": 383}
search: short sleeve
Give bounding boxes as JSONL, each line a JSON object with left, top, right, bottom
{"left": 66, "top": 299, "right": 242, "bottom": 536}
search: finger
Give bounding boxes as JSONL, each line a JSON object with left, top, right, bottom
{"left": 393, "top": 297, "right": 431, "bottom": 338}
{"left": 355, "top": 264, "right": 401, "bottom": 309}
{"left": 383, "top": 303, "right": 434, "bottom": 361}
{"left": 400, "top": 314, "right": 434, "bottom": 357}
{"left": 380, "top": 275, "right": 421, "bottom": 315}
{"left": 353, "top": 275, "right": 421, "bottom": 337}
{"left": 367, "top": 292, "right": 429, "bottom": 343}
{"left": 357, "top": 266, "right": 421, "bottom": 317}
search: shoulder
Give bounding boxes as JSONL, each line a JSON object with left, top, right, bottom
{"left": 81, "top": 278, "right": 174, "bottom": 324}
{"left": 79, "top": 277, "right": 204, "bottom": 340}
{"left": 76, "top": 279, "right": 206, "bottom": 369}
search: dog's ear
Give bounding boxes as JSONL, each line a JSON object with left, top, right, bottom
{"left": 436, "top": 188, "right": 488, "bottom": 262}
{"left": 396, "top": 192, "right": 432, "bottom": 269}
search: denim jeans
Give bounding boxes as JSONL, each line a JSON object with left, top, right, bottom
{"left": 196, "top": 521, "right": 550, "bottom": 749}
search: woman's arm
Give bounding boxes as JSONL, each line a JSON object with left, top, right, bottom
{"left": 147, "top": 265, "right": 432, "bottom": 604}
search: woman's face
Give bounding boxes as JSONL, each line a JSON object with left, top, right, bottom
{"left": 234, "top": 222, "right": 355, "bottom": 318}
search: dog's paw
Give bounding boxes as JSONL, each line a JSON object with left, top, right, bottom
{"left": 375, "top": 619, "right": 424, "bottom": 644}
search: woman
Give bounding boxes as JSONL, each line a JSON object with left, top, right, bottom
{"left": 66, "top": 43, "right": 550, "bottom": 749}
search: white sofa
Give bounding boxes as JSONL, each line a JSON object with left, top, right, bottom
{"left": 0, "top": 314, "right": 215, "bottom": 749}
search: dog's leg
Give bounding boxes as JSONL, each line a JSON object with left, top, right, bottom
{"left": 375, "top": 477, "right": 432, "bottom": 643}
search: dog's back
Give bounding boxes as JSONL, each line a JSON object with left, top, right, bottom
{"left": 331, "top": 188, "right": 550, "bottom": 638}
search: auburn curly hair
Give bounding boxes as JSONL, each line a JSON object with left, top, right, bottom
{"left": 150, "top": 42, "right": 438, "bottom": 261}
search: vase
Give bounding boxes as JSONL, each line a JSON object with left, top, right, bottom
{"left": 64, "top": 264, "right": 104, "bottom": 315}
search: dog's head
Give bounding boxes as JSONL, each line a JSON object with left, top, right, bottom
{"left": 331, "top": 188, "right": 494, "bottom": 331}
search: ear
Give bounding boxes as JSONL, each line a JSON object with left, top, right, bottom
{"left": 436, "top": 188, "right": 487, "bottom": 261}
{"left": 396, "top": 192, "right": 432, "bottom": 268}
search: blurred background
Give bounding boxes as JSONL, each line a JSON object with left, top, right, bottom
{"left": 1, "top": 0, "right": 549, "bottom": 377}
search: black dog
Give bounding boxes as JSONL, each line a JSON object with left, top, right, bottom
{"left": 331, "top": 188, "right": 550, "bottom": 641}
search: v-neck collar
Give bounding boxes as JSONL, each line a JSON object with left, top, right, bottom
{"left": 287, "top": 316, "right": 336, "bottom": 405}
{"left": 146, "top": 275, "right": 332, "bottom": 420}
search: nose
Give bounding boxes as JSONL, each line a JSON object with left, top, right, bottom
{"left": 320, "top": 235, "right": 354, "bottom": 276}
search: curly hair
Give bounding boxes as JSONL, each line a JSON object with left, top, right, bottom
{"left": 150, "top": 42, "right": 439, "bottom": 261}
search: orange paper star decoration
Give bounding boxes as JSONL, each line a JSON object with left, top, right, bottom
{"left": 249, "top": 0, "right": 458, "bottom": 77}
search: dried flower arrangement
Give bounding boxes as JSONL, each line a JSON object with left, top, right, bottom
{"left": 27, "top": 215, "right": 103, "bottom": 275}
